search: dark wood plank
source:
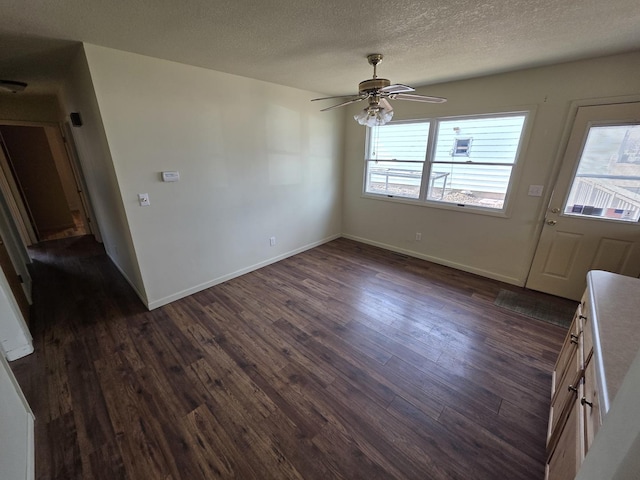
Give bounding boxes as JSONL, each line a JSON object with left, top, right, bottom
{"left": 10, "top": 235, "right": 570, "bottom": 479}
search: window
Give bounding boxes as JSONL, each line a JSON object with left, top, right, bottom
{"left": 364, "top": 112, "right": 528, "bottom": 211}
{"left": 365, "top": 121, "right": 430, "bottom": 199}
{"left": 452, "top": 137, "right": 472, "bottom": 156}
{"left": 564, "top": 124, "right": 640, "bottom": 222}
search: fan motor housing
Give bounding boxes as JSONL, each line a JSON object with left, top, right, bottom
{"left": 358, "top": 78, "right": 391, "bottom": 94}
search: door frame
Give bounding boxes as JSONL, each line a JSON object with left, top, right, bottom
{"left": 0, "top": 119, "right": 101, "bottom": 248}
{"left": 0, "top": 128, "right": 38, "bottom": 246}
{"left": 524, "top": 94, "right": 640, "bottom": 288}
{"left": 60, "top": 122, "right": 102, "bottom": 243}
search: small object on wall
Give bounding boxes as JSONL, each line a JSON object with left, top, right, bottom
{"left": 161, "top": 171, "right": 180, "bottom": 182}
{"left": 70, "top": 112, "right": 83, "bottom": 127}
{"left": 138, "top": 193, "right": 150, "bottom": 206}
{"left": 528, "top": 185, "right": 544, "bottom": 197}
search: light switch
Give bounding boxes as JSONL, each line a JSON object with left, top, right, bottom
{"left": 528, "top": 185, "right": 544, "bottom": 197}
{"left": 138, "top": 193, "right": 150, "bottom": 206}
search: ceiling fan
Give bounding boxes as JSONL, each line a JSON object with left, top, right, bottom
{"left": 0, "top": 80, "right": 27, "bottom": 94}
{"left": 311, "top": 54, "right": 446, "bottom": 127}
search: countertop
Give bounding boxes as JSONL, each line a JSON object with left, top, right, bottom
{"left": 587, "top": 270, "right": 640, "bottom": 415}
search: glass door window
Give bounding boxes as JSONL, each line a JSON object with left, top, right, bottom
{"left": 564, "top": 124, "right": 640, "bottom": 222}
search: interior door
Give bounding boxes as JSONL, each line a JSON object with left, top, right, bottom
{"left": 526, "top": 103, "right": 640, "bottom": 300}
{"left": 0, "top": 125, "right": 75, "bottom": 238}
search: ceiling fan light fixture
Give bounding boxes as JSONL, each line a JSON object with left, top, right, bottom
{"left": 354, "top": 105, "right": 393, "bottom": 127}
{"left": 311, "top": 53, "right": 446, "bottom": 125}
{"left": 0, "top": 80, "right": 28, "bottom": 93}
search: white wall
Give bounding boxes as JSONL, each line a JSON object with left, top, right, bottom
{"left": 60, "top": 46, "right": 148, "bottom": 303}
{"left": 82, "top": 44, "right": 344, "bottom": 308}
{"left": 342, "top": 51, "right": 640, "bottom": 286}
{"left": 0, "top": 352, "right": 34, "bottom": 480}
{"left": 0, "top": 94, "right": 61, "bottom": 124}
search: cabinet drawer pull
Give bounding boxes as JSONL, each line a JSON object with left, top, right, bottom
{"left": 568, "top": 385, "right": 578, "bottom": 393}
{"left": 581, "top": 397, "right": 593, "bottom": 408}
{"left": 570, "top": 334, "right": 579, "bottom": 345}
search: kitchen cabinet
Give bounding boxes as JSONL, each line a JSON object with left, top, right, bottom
{"left": 545, "top": 271, "right": 640, "bottom": 479}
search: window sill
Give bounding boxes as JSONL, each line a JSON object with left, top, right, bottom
{"left": 360, "top": 192, "right": 510, "bottom": 218}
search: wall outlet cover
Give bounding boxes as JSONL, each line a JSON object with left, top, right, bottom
{"left": 138, "top": 193, "right": 150, "bottom": 206}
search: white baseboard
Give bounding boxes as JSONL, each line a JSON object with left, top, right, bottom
{"left": 4, "top": 342, "right": 34, "bottom": 361}
{"left": 341, "top": 234, "right": 524, "bottom": 287}
{"left": 146, "top": 234, "right": 342, "bottom": 310}
{"left": 106, "top": 253, "right": 149, "bottom": 307}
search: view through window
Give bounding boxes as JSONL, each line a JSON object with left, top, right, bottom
{"left": 564, "top": 124, "right": 640, "bottom": 222}
{"left": 365, "top": 113, "right": 527, "bottom": 211}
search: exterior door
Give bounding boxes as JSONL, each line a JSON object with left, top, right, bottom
{"left": 526, "top": 103, "right": 640, "bottom": 300}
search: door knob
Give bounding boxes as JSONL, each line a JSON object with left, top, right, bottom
{"left": 546, "top": 220, "right": 557, "bottom": 226}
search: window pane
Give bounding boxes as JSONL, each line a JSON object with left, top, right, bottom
{"left": 434, "top": 115, "right": 526, "bottom": 164}
{"left": 427, "top": 163, "right": 513, "bottom": 209}
{"left": 366, "top": 161, "right": 422, "bottom": 199}
{"left": 565, "top": 124, "right": 640, "bottom": 222}
{"left": 368, "top": 122, "right": 430, "bottom": 161}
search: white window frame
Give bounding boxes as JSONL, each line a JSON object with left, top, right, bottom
{"left": 363, "top": 110, "right": 531, "bottom": 216}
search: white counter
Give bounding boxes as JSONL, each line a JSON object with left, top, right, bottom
{"left": 587, "top": 270, "right": 640, "bottom": 415}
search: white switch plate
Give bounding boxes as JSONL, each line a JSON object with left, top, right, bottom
{"left": 528, "top": 185, "right": 544, "bottom": 197}
{"left": 162, "top": 171, "right": 180, "bottom": 182}
{"left": 269, "top": 236, "right": 276, "bottom": 246}
{"left": 138, "top": 193, "right": 150, "bottom": 206}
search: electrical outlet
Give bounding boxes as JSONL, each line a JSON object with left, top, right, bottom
{"left": 415, "top": 232, "right": 422, "bottom": 241}
{"left": 138, "top": 193, "right": 150, "bottom": 206}
{"left": 269, "top": 236, "right": 276, "bottom": 246}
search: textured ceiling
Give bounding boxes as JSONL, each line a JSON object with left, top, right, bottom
{"left": 0, "top": 0, "right": 639, "bottom": 96}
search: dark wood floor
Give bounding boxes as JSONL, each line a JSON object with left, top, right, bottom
{"left": 11, "top": 236, "right": 571, "bottom": 480}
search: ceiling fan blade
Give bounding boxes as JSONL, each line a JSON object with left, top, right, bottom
{"left": 380, "top": 84, "right": 414, "bottom": 94}
{"left": 380, "top": 97, "right": 393, "bottom": 111}
{"left": 390, "top": 93, "right": 447, "bottom": 103}
{"left": 311, "top": 94, "right": 363, "bottom": 102}
{"left": 320, "top": 97, "right": 365, "bottom": 111}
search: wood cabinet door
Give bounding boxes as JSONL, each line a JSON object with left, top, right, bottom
{"left": 582, "top": 357, "right": 601, "bottom": 453}
{"left": 548, "top": 344, "right": 581, "bottom": 452}
{"left": 547, "top": 394, "right": 584, "bottom": 480}
{"left": 552, "top": 312, "right": 580, "bottom": 397}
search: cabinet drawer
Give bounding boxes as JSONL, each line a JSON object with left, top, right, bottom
{"left": 552, "top": 313, "right": 581, "bottom": 398}
{"left": 548, "top": 345, "right": 582, "bottom": 451}
{"left": 582, "top": 356, "right": 601, "bottom": 453}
